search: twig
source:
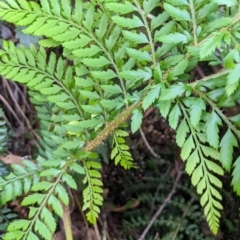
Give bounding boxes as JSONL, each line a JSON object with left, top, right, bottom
{"left": 153, "top": 232, "right": 159, "bottom": 240}
{"left": 102, "top": 213, "right": 107, "bottom": 240}
{"left": 62, "top": 204, "right": 73, "bottom": 240}
{"left": 138, "top": 170, "right": 183, "bottom": 240}
{"left": 0, "top": 94, "right": 23, "bottom": 126}
{"left": 94, "top": 223, "right": 101, "bottom": 240}
{"left": 3, "top": 78, "right": 41, "bottom": 142}
{"left": 139, "top": 127, "right": 161, "bottom": 159}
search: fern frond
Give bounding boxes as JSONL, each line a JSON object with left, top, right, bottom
{"left": 0, "top": 157, "right": 43, "bottom": 205}
{"left": 3, "top": 159, "right": 77, "bottom": 240}
{"left": 111, "top": 129, "right": 134, "bottom": 169}
{"left": 82, "top": 158, "right": 103, "bottom": 224}
{"left": 176, "top": 100, "right": 224, "bottom": 235}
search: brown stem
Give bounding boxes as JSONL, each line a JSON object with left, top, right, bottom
{"left": 139, "top": 127, "right": 161, "bottom": 159}
{"left": 62, "top": 204, "right": 73, "bottom": 240}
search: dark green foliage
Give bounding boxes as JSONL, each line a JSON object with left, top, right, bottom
{"left": 0, "top": 208, "right": 17, "bottom": 239}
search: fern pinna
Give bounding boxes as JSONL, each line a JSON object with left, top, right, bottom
{"left": 0, "top": 0, "right": 240, "bottom": 239}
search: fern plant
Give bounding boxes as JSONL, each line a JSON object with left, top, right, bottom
{"left": 0, "top": 0, "right": 239, "bottom": 239}
{"left": 123, "top": 176, "right": 211, "bottom": 240}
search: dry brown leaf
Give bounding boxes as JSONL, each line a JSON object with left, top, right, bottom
{"left": 0, "top": 154, "right": 23, "bottom": 165}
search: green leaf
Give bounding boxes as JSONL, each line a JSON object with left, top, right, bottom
{"left": 131, "top": 108, "right": 143, "bottom": 133}
{"left": 190, "top": 98, "right": 206, "bottom": 128}
{"left": 105, "top": 2, "right": 136, "bottom": 14}
{"left": 201, "top": 146, "right": 220, "bottom": 160}
{"left": 205, "top": 160, "right": 223, "bottom": 175}
{"left": 73, "top": 45, "right": 102, "bottom": 58}
{"left": 142, "top": 84, "right": 161, "bottom": 110}
{"left": 151, "top": 12, "right": 169, "bottom": 31}
{"left": 105, "top": 26, "right": 121, "bottom": 51}
{"left": 176, "top": 119, "right": 189, "bottom": 147}
{"left": 159, "top": 84, "right": 186, "bottom": 101}
{"left": 127, "top": 48, "right": 151, "bottom": 62}
{"left": 163, "top": 3, "right": 191, "bottom": 21}
{"left": 226, "top": 64, "right": 240, "bottom": 96}
{"left": 191, "top": 164, "right": 203, "bottom": 186}
{"left": 3, "top": 231, "right": 25, "bottom": 240}
{"left": 80, "top": 90, "right": 100, "bottom": 99}
{"left": 197, "top": 3, "right": 218, "bottom": 19}
{"left": 112, "top": 15, "right": 144, "bottom": 29}
{"left": 8, "top": 219, "right": 31, "bottom": 231}
{"left": 170, "top": 59, "right": 189, "bottom": 79}
{"left": 40, "top": 207, "right": 56, "bottom": 233}
{"left": 86, "top": 161, "right": 102, "bottom": 169}
{"left": 158, "top": 100, "right": 171, "bottom": 118}
{"left": 223, "top": 49, "right": 236, "bottom": 69}
{"left": 181, "top": 135, "right": 195, "bottom": 160}
{"left": 47, "top": 93, "right": 69, "bottom": 103}
{"left": 35, "top": 218, "right": 52, "bottom": 240}
{"left": 31, "top": 181, "right": 52, "bottom": 191}
{"left": 62, "top": 173, "right": 77, "bottom": 189}
{"left": 95, "top": 13, "right": 108, "bottom": 39}
{"left": 91, "top": 70, "right": 117, "bottom": 81}
{"left": 21, "top": 194, "right": 46, "bottom": 206}
{"left": 204, "top": 17, "right": 232, "bottom": 34}
{"left": 220, "top": 129, "right": 238, "bottom": 172}
{"left": 27, "top": 232, "right": 39, "bottom": 240}
{"left": 120, "top": 68, "right": 152, "bottom": 82}
{"left": 154, "top": 21, "right": 175, "bottom": 41}
{"left": 158, "top": 33, "right": 190, "bottom": 44}
{"left": 69, "top": 163, "right": 85, "bottom": 174}
{"left": 100, "top": 85, "right": 123, "bottom": 94}
{"left": 213, "top": 0, "right": 237, "bottom": 6}
{"left": 166, "top": 0, "right": 189, "bottom": 5}
{"left": 55, "top": 183, "right": 69, "bottom": 206}
{"left": 231, "top": 156, "right": 240, "bottom": 195}
{"left": 143, "top": 0, "right": 159, "bottom": 14}
{"left": 75, "top": 77, "right": 95, "bottom": 87}
{"left": 185, "top": 149, "right": 200, "bottom": 174}
{"left": 82, "top": 56, "right": 110, "bottom": 68}
{"left": 63, "top": 35, "right": 92, "bottom": 50}
{"left": 122, "top": 31, "right": 149, "bottom": 44}
{"left": 100, "top": 99, "right": 123, "bottom": 110}
{"left": 77, "top": 119, "right": 103, "bottom": 129}
{"left": 154, "top": 65, "right": 162, "bottom": 83}
{"left": 200, "top": 33, "right": 224, "bottom": 59}
{"left": 205, "top": 112, "right": 222, "bottom": 149}
{"left": 168, "top": 103, "right": 181, "bottom": 129}
{"left": 61, "top": 139, "right": 84, "bottom": 150}
{"left": 81, "top": 104, "right": 103, "bottom": 114}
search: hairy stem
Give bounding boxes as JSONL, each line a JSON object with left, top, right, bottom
{"left": 83, "top": 103, "right": 140, "bottom": 152}
{"left": 134, "top": 0, "right": 157, "bottom": 67}
{"left": 189, "top": 0, "right": 198, "bottom": 45}
{"left": 189, "top": 69, "right": 228, "bottom": 87}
